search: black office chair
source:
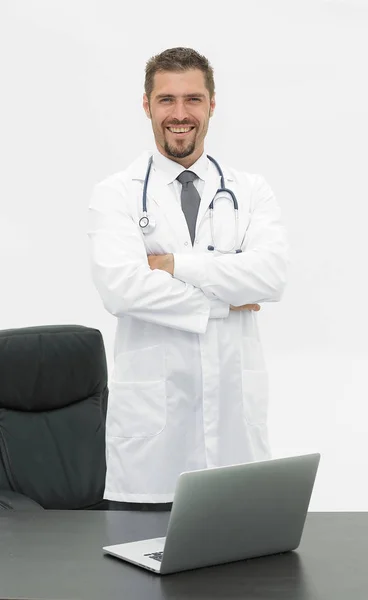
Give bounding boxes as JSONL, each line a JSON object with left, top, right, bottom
{"left": 0, "top": 324, "right": 108, "bottom": 510}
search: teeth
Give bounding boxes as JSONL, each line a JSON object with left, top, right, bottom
{"left": 169, "top": 127, "right": 192, "bottom": 133}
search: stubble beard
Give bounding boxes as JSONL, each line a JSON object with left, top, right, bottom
{"left": 164, "top": 139, "right": 196, "bottom": 159}
{"left": 163, "top": 116, "right": 210, "bottom": 159}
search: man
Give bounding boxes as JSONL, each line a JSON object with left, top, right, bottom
{"left": 88, "top": 47, "right": 288, "bottom": 511}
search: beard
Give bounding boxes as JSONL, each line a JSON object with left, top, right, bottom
{"left": 164, "top": 139, "right": 196, "bottom": 159}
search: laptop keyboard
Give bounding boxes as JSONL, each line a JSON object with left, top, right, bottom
{"left": 144, "top": 551, "right": 164, "bottom": 563}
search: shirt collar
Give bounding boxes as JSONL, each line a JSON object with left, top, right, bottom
{"left": 152, "top": 150, "right": 209, "bottom": 185}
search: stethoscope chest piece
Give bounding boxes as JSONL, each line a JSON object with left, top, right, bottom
{"left": 139, "top": 212, "right": 156, "bottom": 234}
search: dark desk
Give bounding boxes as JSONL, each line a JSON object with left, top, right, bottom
{"left": 0, "top": 511, "right": 367, "bottom": 600}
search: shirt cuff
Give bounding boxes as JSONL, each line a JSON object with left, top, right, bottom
{"left": 173, "top": 253, "right": 208, "bottom": 288}
{"left": 173, "top": 254, "right": 229, "bottom": 319}
{"left": 209, "top": 298, "right": 230, "bottom": 319}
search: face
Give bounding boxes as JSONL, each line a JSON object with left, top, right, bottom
{"left": 143, "top": 69, "right": 215, "bottom": 168}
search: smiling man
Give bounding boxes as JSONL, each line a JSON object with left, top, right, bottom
{"left": 145, "top": 68, "right": 213, "bottom": 166}
{"left": 88, "top": 47, "right": 289, "bottom": 511}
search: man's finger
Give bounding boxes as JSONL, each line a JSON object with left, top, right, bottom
{"left": 230, "top": 304, "right": 261, "bottom": 311}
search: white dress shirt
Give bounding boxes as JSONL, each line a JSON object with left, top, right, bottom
{"left": 152, "top": 149, "right": 208, "bottom": 206}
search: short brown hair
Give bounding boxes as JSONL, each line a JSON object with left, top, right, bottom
{"left": 144, "top": 47, "right": 215, "bottom": 102}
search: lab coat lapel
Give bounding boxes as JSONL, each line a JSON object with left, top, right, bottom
{"left": 146, "top": 167, "right": 189, "bottom": 247}
{"left": 196, "top": 165, "right": 221, "bottom": 233}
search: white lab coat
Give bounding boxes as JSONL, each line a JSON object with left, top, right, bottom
{"left": 88, "top": 150, "right": 289, "bottom": 503}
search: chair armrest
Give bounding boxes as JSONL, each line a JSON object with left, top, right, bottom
{"left": 0, "top": 490, "right": 44, "bottom": 510}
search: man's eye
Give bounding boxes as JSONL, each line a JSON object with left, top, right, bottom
{"left": 189, "top": 98, "right": 201, "bottom": 102}
{"left": 160, "top": 98, "right": 172, "bottom": 103}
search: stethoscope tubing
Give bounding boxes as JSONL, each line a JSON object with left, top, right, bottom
{"left": 140, "top": 154, "right": 242, "bottom": 253}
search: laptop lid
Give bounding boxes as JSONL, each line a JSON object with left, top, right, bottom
{"left": 159, "top": 453, "right": 320, "bottom": 574}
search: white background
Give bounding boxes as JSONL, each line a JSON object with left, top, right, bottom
{"left": 1, "top": 0, "right": 367, "bottom": 510}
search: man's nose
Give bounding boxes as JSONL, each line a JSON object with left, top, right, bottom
{"left": 170, "top": 100, "right": 189, "bottom": 122}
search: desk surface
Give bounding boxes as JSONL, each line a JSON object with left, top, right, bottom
{"left": 0, "top": 511, "right": 367, "bottom": 600}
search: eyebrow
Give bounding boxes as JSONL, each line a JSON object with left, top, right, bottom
{"left": 155, "top": 93, "right": 207, "bottom": 99}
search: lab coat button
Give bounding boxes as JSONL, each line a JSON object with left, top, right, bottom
{"left": 184, "top": 241, "right": 188, "bottom": 246}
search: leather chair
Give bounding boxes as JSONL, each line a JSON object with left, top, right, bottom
{"left": 0, "top": 324, "right": 108, "bottom": 510}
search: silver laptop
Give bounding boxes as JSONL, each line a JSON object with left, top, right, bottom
{"left": 103, "top": 453, "right": 320, "bottom": 575}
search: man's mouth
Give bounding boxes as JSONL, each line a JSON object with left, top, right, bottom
{"left": 166, "top": 126, "right": 195, "bottom": 137}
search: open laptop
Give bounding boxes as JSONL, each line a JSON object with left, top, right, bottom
{"left": 103, "top": 453, "right": 320, "bottom": 575}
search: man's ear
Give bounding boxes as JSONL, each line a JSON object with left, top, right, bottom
{"left": 143, "top": 93, "right": 151, "bottom": 119}
{"left": 209, "top": 94, "right": 216, "bottom": 117}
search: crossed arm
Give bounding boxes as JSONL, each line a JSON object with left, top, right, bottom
{"left": 88, "top": 174, "right": 287, "bottom": 333}
{"left": 147, "top": 254, "right": 261, "bottom": 312}
{"left": 147, "top": 173, "right": 288, "bottom": 312}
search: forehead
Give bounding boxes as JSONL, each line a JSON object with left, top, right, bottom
{"left": 152, "top": 69, "right": 209, "bottom": 97}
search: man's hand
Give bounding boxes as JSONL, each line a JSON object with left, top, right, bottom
{"left": 230, "top": 304, "right": 261, "bottom": 311}
{"left": 147, "top": 254, "right": 174, "bottom": 275}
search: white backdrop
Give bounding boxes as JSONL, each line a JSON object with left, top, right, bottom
{"left": 1, "top": 0, "right": 367, "bottom": 510}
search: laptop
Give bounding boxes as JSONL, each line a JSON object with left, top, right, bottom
{"left": 103, "top": 453, "right": 320, "bottom": 575}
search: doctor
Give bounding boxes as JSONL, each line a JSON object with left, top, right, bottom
{"left": 88, "top": 47, "right": 289, "bottom": 511}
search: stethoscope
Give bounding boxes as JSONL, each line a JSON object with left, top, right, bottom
{"left": 139, "top": 155, "right": 242, "bottom": 254}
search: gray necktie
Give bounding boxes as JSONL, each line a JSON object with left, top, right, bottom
{"left": 177, "top": 170, "right": 201, "bottom": 245}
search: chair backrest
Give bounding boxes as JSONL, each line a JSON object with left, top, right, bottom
{"left": 0, "top": 324, "right": 108, "bottom": 509}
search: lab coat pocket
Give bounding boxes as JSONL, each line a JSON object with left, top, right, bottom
{"left": 108, "top": 379, "right": 167, "bottom": 438}
{"left": 241, "top": 370, "right": 269, "bottom": 426}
